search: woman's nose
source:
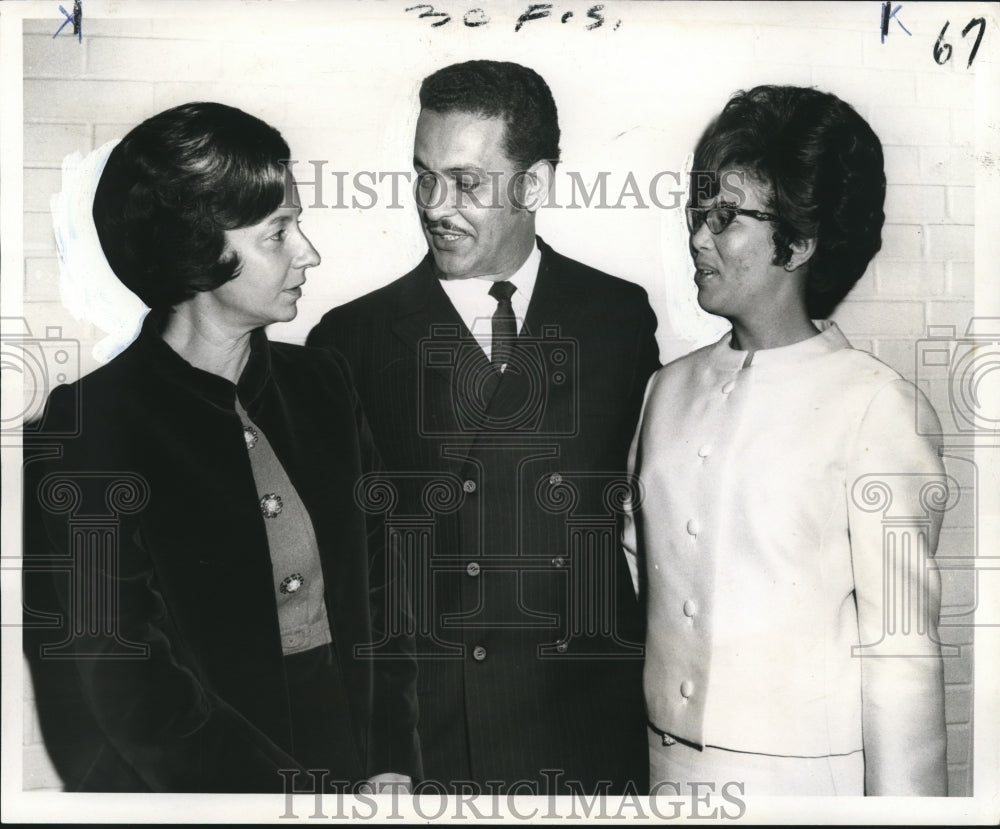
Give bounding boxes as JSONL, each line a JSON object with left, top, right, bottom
{"left": 296, "top": 229, "right": 321, "bottom": 268}
{"left": 689, "top": 220, "right": 714, "bottom": 255}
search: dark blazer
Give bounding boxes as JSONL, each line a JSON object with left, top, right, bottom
{"left": 22, "top": 315, "right": 421, "bottom": 792}
{"left": 307, "top": 237, "right": 659, "bottom": 793}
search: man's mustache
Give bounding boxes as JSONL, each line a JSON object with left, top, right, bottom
{"left": 424, "top": 220, "right": 469, "bottom": 236}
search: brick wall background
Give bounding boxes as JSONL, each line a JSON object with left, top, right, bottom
{"left": 13, "top": 1, "right": 992, "bottom": 797}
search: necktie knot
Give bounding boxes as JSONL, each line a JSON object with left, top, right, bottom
{"left": 488, "top": 280, "right": 516, "bottom": 303}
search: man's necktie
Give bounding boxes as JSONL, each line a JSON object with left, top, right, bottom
{"left": 488, "top": 280, "right": 517, "bottom": 371}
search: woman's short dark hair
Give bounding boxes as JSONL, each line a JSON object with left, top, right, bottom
{"left": 419, "top": 60, "right": 561, "bottom": 169}
{"left": 692, "top": 85, "right": 886, "bottom": 318}
{"left": 92, "top": 102, "right": 291, "bottom": 311}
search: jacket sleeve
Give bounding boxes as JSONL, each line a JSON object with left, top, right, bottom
{"left": 619, "top": 294, "right": 659, "bottom": 600}
{"left": 621, "top": 371, "right": 660, "bottom": 599}
{"left": 331, "top": 352, "right": 423, "bottom": 781}
{"left": 627, "top": 293, "right": 661, "bottom": 422}
{"left": 23, "top": 385, "right": 306, "bottom": 793}
{"left": 846, "top": 378, "right": 948, "bottom": 795}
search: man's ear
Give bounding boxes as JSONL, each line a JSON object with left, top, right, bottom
{"left": 516, "top": 159, "right": 554, "bottom": 213}
{"left": 785, "top": 236, "right": 817, "bottom": 271}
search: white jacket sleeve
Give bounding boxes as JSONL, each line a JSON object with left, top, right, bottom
{"left": 847, "top": 378, "right": 948, "bottom": 795}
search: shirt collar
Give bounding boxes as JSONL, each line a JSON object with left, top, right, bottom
{"left": 436, "top": 240, "right": 541, "bottom": 302}
{"left": 498, "top": 240, "right": 541, "bottom": 301}
{"left": 710, "top": 320, "right": 852, "bottom": 371}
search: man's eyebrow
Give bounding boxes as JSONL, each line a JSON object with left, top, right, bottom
{"left": 413, "top": 156, "right": 486, "bottom": 176}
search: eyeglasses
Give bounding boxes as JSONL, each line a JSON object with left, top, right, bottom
{"left": 685, "top": 205, "right": 783, "bottom": 235}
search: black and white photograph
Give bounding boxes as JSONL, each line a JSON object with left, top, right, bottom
{"left": 2, "top": 0, "right": 998, "bottom": 823}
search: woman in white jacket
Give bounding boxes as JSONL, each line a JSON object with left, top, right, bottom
{"left": 628, "top": 85, "right": 948, "bottom": 796}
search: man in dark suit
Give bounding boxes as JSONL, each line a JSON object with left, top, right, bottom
{"left": 308, "top": 60, "right": 659, "bottom": 795}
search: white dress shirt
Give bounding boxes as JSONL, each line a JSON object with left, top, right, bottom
{"left": 624, "top": 321, "right": 948, "bottom": 794}
{"left": 437, "top": 242, "right": 540, "bottom": 365}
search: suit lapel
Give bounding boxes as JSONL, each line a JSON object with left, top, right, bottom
{"left": 389, "top": 257, "right": 494, "bottom": 385}
{"left": 389, "top": 242, "right": 585, "bottom": 435}
{"left": 520, "top": 240, "right": 587, "bottom": 340}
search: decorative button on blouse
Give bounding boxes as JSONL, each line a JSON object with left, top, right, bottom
{"left": 243, "top": 425, "right": 259, "bottom": 450}
{"left": 260, "top": 492, "right": 283, "bottom": 518}
{"left": 280, "top": 573, "right": 305, "bottom": 594}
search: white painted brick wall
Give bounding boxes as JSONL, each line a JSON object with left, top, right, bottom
{"left": 18, "top": 8, "right": 980, "bottom": 796}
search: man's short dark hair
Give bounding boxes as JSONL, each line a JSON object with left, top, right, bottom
{"left": 419, "top": 60, "right": 561, "bottom": 169}
{"left": 92, "top": 102, "right": 291, "bottom": 311}
{"left": 693, "top": 85, "right": 886, "bottom": 318}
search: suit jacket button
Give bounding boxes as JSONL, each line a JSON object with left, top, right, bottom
{"left": 680, "top": 680, "right": 694, "bottom": 698}
{"left": 472, "top": 645, "right": 487, "bottom": 662}
{"left": 551, "top": 556, "right": 565, "bottom": 568}
{"left": 466, "top": 561, "right": 481, "bottom": 577}
{"left": 697, "top": 444, "right": 711, "bottom": 458}
{"left": 463, "top": 479, "right": 477, "bottom": 494}
{"left": 686, "top": 518, "right": 700, "bottom": 537}
{"left": 721, "top": 380, "right": 736, "bottom": 395}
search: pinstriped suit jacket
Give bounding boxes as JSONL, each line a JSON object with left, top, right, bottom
{"left": 308, "top": 237, "right": 659, "bottom": 793}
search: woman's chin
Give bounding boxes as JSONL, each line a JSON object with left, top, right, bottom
{"left": 269, "top": 303, "right": 300, "bottom": 325}
{"left": 695, "top": 293, "right": 724, "bottom": 318}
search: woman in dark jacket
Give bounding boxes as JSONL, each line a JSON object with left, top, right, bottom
{"left": 22, "top": 102, "right": 420, "bottom": 793}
